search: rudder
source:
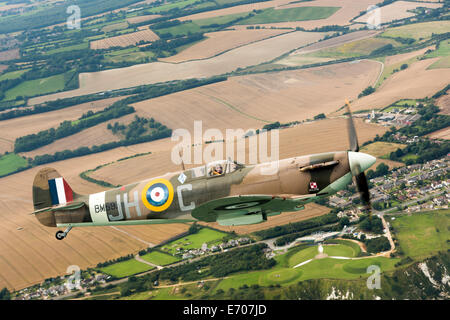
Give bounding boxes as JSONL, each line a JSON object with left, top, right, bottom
{"left": 33, "top": 168, "right": 78, "bottom": 210}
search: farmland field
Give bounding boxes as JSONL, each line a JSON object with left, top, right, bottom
{"left": 160, "top": 28, "right": 289, "bottom": 63}
{"left": 0, "top": 68, "right": 29, "bottom": 81}
{"left": 389, "top": 210, "right": 450, "bottom": 260}
{"left": 355, "top": 1, "right": 443, "bottom": 25}
{"left": 3, "top": 73, "right": 65, "bottom": 101}
{"left": 32, "top": 31, "right": 327, "bottom": 103}
{"left": 90, "top": 29, "right": 160, "bottom": 49}
{"left": 351, "top": 57, "right": 450, "bottom": 112}
{"left": 380, "top": 20, "right": 450, "bottom": 41}
{"left": 0, "top": 153, "right": 28, "bottom": 176}
{"left": 360, "top": 141, "right": 407, "bottom": 158}
{"left": 140, "top": 250, "right": 180, "bottom": 266}
{"left": 236, "top": 6, "right": 341, "bottom": 25}
{"left": 99, "top": 259, "right": 154, "bottom": 278}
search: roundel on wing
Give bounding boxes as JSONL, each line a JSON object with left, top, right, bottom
{"left": 141, "top": 178, "right": 174, "bottom": 212}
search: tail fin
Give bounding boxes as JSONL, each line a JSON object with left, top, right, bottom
{"left": 33, "top": 168, "right": 78, "bottom": 211}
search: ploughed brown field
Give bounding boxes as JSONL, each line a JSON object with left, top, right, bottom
{"left": 90, "top": 29, "right": 160, "bottom": 50}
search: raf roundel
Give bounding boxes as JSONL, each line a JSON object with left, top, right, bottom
{"left": 141, "top": 178, "right": 174, "bottom": 212}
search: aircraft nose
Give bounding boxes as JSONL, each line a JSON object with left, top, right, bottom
{"left": 348, "top": 151, "right": 376, "bottom": 175}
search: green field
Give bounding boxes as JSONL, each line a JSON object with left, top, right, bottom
{"left": 141, "top": 251, "right": 180, "bottom": 266}
{"left": 0, "top": 153, "right": 29, "bottom": 176}
{"left": 237, "top": 6, "right": 340, "bottom": 25}
{"left": 390, "top": 209, "right": 450, "bottom": 260}
{"left": 426, "top": 40, "right": 450, "bottom": 69}
{"left": 380, "top": 21, "right": 450, "bottom": 41}
{"left": 3, "top": 73, "right": 65, "bottom": 101}
{"left": 103, "top": 47, "right": 156, "bottom": 64}
{"left": 0, "top": 69, "right": 29, "bottom": 81}
{"left": 304, "top": 37, "right": 400, "bottom": 60}
{"left": 160, "top": 228, "right": 229, "bottom": 255}
{"left": 99, "top": 259, "right": 154, "bottom": 278}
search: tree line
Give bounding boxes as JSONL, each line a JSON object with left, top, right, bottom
{"left": 253, "top": 212, "right": 339, "bottom": 240}
{"left": 14, "top": 103, "right": 135, "bottom": 152}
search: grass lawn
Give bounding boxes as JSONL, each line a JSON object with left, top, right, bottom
{"left": 3, "top": 73, "right": 65, "bottom": 101}
{"left": 0, "top": 153, "right": 29, "bottom": 176}
{"left": 141, "top": 251, "right": 180, "bottom": 266}
{"left": 99, "top": 259, "right": 154, "bottom": 278}
{"left": 323, "top": 244, "right": 356, "bottom": 257}
{"left": 360, "top": 141, "right": 407, "bottom": 158}
{"left": 237, "top": 6, "right": 340, "bottom": 25}
{"left": 390, "top": 209, "right": 450, "bottom": 260}
{"left": 160, "top": 228, "right": 229, "bottom": 255}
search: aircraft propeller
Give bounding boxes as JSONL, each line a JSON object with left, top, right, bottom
{"left": 345, "top": 99, "right": 373, "bottom": 219}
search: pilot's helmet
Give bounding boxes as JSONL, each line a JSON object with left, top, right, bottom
{"left": 215, "top": 165, "right": 223, "bottom": 173}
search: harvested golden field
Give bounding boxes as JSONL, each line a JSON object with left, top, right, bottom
{"left": 427, "top": 127, "right": 450, "bottom": 140}
{"left": 0, "top": 96, "right": 126, "bottom": 154}
{"left": 130, "top": 59, "right": 381, "bottom": 134}
{"left": 436, "top": 93, "right": 450, "bottom": 115}
{"left": 355, "top": 1, "right": 443, "bottom": 25}
{"left": 160, "top": 28, "right": 290, "bottom": 63}
{"left": 351, "top": 57, "right": 450, "bottom": 112}
{"left": 199, "top": 203, "right": 330, "bottom": 234}
{"left": 0, "top": 48, "right": 19, "bottom": 61}
{"left": 90, "top": 29, "right": 160, "bottom": 50}
{"left": 33, "top": 31, "right": 327, "bottom": 103}
{"left": 384, "top": 46, "right": 433, "bottom": 66}
{"left": 0, "top": 140, "right": 191, "bottom": 291}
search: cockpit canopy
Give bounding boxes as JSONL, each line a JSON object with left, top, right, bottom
{"left": 190, "top": 160, "right": 243, "bottom": 178}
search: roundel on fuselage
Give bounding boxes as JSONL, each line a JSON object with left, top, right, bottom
{"left": 141, "top": 178, "right": 174, "bottom": 212}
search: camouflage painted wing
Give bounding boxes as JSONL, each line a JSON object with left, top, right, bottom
{"left": 191, "top": 194, "right": 316, "bottom": 226}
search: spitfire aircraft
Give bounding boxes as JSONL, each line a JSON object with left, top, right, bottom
{"left": 33, "top": 102, "right": 376, "bottom": 240}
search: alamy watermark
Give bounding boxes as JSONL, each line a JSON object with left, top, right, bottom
{"left": 67, "top": 5, "right": 81, "bottom": 30}
{"left": 171, "top": 121, "right": 280, "bottom": 175}
{"left": 367, "top": 265, "right": 381, "bottom": 289}
{"left": 66, "top": 265, "right": 81, "bottom": 291}
{"left": 365, "top": 5, "right": 381, "bottom": 30}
